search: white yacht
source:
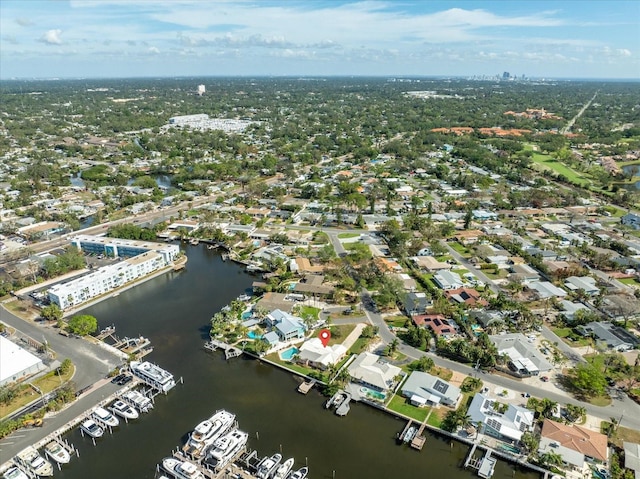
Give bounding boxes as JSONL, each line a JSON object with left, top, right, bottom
{"left": 161, "top": 457, "right": 204, "bottom": 479}
{"left": 122, "top": 389, "right": 153, "bottom": 413}
{"left": 16, "top": 446, "right": 54, "bottom": 477}
{"left": 109, "top": 400, "right": 139, "bottom": 420}
{"left": 184, "top": 410, "right": 235, "bottom": 457}
{"left": 130, "top": 361, "right": 175, "bottom": 392}
{"left": 2, "top": 466, "right": 29, "bottom": 479}
{"left": 274, "top": 458, "right": 294, "bottom": 479}
{"left": 44, "top": 440, "right": 71, "bottom": 464}
{"left": 205, "top": 428, "right": 248, "bottom": 469}
{"left": 80, "top": 419, "right": 104, "bottom": 438}
{"left": 92, "top": 406, "right": 120, "bottom": 427}
{"left": 257, "top": 453, "right": 282, "bottom": 479}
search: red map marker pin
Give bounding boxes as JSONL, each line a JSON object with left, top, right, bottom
{"left": 319, "top": 329, "right": 331, "bottom": 348}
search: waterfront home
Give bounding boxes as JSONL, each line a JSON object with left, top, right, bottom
{"left": 292, "top": 275, "right": 335, "bottom": 299}
{"left": 266, "top": 309, "right": 306, "bottom": 342}
{"left": 467, "top": 393, "right": 534, "bottom": 443}
{"left": 538, "top": 420, "right": 608, "bottom": 471}
{"left": 347, "top": 352, "right": 401, "bottom": 393}
{"left": 401, "top": 371, "right": 461, "bottom": 407}
{"left": 489, "top": 333, "right": 552, "bottom": 376}
{"left": 256, "top": 292, "right": 295, "bottom": 313}
{"left": 297, "top": 338, "right": 347, "bottom": 370}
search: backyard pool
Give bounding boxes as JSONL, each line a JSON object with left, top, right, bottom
{"left": 360, "top": 386, "right": 386, "bottom": 401}
{"left": 280, "top": 347, "right": 299, "bottom": 361}
{"left": 247, "top": 331, "right": 263, "bottom": 340}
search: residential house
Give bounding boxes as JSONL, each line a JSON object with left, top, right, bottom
{"left": 470, "top": 311, "right": 505, "bottom": 330}
{"left": 402, "top": 292, "right": 432, "bottom": 317}
{"left": 433, "top": 271, "right": 464, "bottom": 290}
{"left": 266, "top": 309, "right": 307, "bottom": 342}
{"left": 411, "top": 255, "right": 452, "bottom": 272}
{"left": 255, "top": 292, "right": 295, "bottom": 313}
{"left": 394, "top": 273, "right": 418, "bottom": 292}
{"left": 413, "top": 314, "right": 457, "bottom": 338}
{"left": 454, "top": 229, "right": 485, "bottom": 245}
{"left": 559, "top": 300, "right": 590, "bottom": 322}
{"left": 527, "top": 281, "right": 568, "bottom": 299}
{"left": 467, "top": 393, "right": 534, "bottom": 443}
{"left": 538, "top": 420, "right": 608, "bottom": 470}
{"left": 444, "top": 287, "right": 488, "bottom": 307}
{"left": 292, "top": 275, "right": 335, "bottom": 299}
{"left": 489, "top": 333, "right": 553, "bottom": 375}
{"left": 509, "top": 264, "right": 540, "bottom": 283}
{"left": 577, "top": 321, "right": 639, "bottom": 352}
{"left": 401, "top": 371, "right": 461, "bottom": 407}
{"left": 564, "top": 276, "right": 600, "bottom": 296}
{"left": 347, "top": 352, "right": 401, "bottom": 393}
{"left": 297, "top": 338, "right": 347, "bottom": 370}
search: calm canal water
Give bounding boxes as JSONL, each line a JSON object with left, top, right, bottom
{"left": 54, "top": 244, "right": 539, "bottom": 479}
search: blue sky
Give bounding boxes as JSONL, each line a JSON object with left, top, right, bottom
{"left": 1, "top": 0, "right": 638, "bottom": 79}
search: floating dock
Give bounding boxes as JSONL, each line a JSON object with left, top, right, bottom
{"left": 204, "top": 340, "right": 243, "bottom": 360}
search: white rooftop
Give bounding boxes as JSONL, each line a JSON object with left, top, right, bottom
{"left": 0, "top": 336, "right": 43, "bottom": 384}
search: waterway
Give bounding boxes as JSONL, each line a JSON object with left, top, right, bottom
{"left": 53, "top": 244, "right": 539, "bottom": 479}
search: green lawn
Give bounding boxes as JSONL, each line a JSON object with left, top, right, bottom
{"left": 526, "top": 145, "right": 590, "bottom": 187}
{"left": 553, "top": 327, "right": 592, "bottom": 346}
{"left": 337, "top": 233, "right": 360, "bottom": 239}
{"left": 618, "top": 278, "right": 640, "bottom": 287}
{"left": 349, "top": 337, "right": 370, "bottom": 355}
{"left": 385, "top": 316, "right": 409, "bottom": 328}
{"left": 449, "top": 242, "right": 471, "bottom": 257}
{"left": 298, "top": 305, "right": 321, "bottom": 320}
{"left": 387, "top": 394, "right": 430, "bottom": 422}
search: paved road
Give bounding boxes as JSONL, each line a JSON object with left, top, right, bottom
{"left": 440, "top": 239, "right": 499, "bottom": 294}
{"left": 0, "top": 306, "right": 123, "bottom": 392}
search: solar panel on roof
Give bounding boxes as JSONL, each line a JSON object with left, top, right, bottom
{"left": 433, "top": 380, "right": 449, "bottom": 394}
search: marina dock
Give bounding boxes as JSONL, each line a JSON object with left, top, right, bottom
{"left": 410, "top": 421, "right": 427, "bottom": 450}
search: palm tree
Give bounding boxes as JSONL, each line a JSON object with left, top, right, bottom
{"left": 539, "top": 451, "right": 563, "bottom": 467}
{"left": 539, "top": 398, "right": 558, "bottom": 419}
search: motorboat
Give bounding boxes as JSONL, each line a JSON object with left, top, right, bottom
{"left": 273, "top": 457, "right": 294, "bottom": 479}
{"left": 92, "top": 406, "right": 120, "bottom": 427}
{"left": 130, "top": 360, "right": 175, "bottom": 392}
{"left": 256, "top": 453, "right": 282, "bottom": 479}
{"left": 80, "top": 419, "right": 104, "bottom": 438}
{"left": 184, "top": 410, "right": 235, "bottom": 457}
{"left": 287, "top": 467, "right": 309, "bottom": 479}
{"left": 44, "top": 440, "right": 71, "bottom": 464}
{"left": 161, "top": 457, "right": 204, "bottom": 479}
{"left": 16, "top": 446, "right": 54, "bottom": 477}
{"left": 205, "top": 428, "right": 248, "bottom": 469}
{"left": 109, "top": 400, "right": 139, "bottom": 420}
{"left": 122, "top": 389, "right": 153, "bottom": 413}
{"left": 2, "top": 466, "right": 29, "bottom": 479}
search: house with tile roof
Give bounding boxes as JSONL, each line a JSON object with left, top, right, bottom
{"left": 538, "top": 420, "right": 608, "bottom": 469}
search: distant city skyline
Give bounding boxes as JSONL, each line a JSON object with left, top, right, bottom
{"left": 1, "top": 0, "right": 639, "bottom": 80}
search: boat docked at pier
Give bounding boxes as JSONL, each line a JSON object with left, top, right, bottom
{"left": 256, "top": 453, "right": 282, "bottom": 479}
{"left": 44, "top": 440, "right": 71, "bottom": 464}
{"left": 109, "top": 400, "right": 139, "bottom": 420}
{"left": 2, "top": 466, "right": 29, "bottom": 479}
{"left": 130, "top": 360, "right": 175, "bottom": 392}
{"left": 81, "top": 419, "right": 104, "bottom": 438}
{"left": 16, "top": 446, "right": 54, "bottom": 477}
{"left": 205, "top": 428, "right": 248, "bottom": 469}
{"left": 183, "top": 409, "right": 235, "bottom": 458}
{"left": 122, "top": 389, "right": 153, "bottom": 413}
{"left": 92, "top": 406, "right": 120, "bottom": 427}
{"left": 161, "top": 457, "right": 204, "bottom": 479}
{"left": 287, "top": 466, "right": 309, "bottom": 479}
{"left": 273, "top": 458, "right": 294, "bottom": 479}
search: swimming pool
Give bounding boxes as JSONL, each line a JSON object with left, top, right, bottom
{"left": 247, "top": 331, "right": 263, "bottom": 340}
{"left": 280, "top": 347, "right": 299, "bottom": 361}
{"left": 360, "top": 386, "right": 386, "bottom": 401}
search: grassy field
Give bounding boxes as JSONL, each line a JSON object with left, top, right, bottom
{"left": 553, "top": 327, "right": 592, "bottom": 347}
{"left": 449, "top": 242, "right": 471, "bottom": 257}
{"left": 337, "top": 233, "right": 360, "bottom": 239}
{"left": 387, "top": 394, "right": 430, "bottom": 422}
{"left": 385, "top": 316, "right": 409, "bottom": 328}
{"left": 0, "top": 366, "right": 75, "bottom": 417}
{"left": 525, "top": 144, "right": 591, "bottom": 187}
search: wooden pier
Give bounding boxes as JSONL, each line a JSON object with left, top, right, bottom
{"left": 95, "top": 325, "right": 116, "bottom": 341}
{"left": 398, "top": 420, "right": 414, "bottom": 443}
{"left": 297, "top": 378, "right": 316, "bottom": 394}
{"left": 410, "top": 421, "right": 427, "bottom": 450}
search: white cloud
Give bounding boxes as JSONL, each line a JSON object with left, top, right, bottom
{"left": 39, "top": 29, "right": 63, "bottom": 45}
{"left": 148, "top": 46, "right": 160, "bottom": 54}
